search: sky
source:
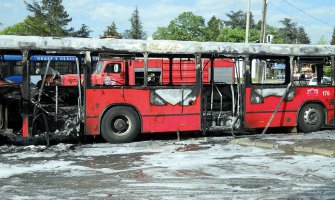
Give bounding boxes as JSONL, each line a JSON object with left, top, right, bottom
{"left": 0, "top": 0, "right": 334, "bottom": 44}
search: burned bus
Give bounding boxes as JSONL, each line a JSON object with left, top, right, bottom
{"left": 0, "top": 35, "right": 334, "bottom": 143}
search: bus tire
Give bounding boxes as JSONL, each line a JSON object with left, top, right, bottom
{"left": 298, "top": 103, "right": 324, "bottom": 133}
{"left": 101, "top": 106, "right": 140, "bottom": 143}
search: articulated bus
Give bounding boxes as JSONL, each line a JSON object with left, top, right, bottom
{"left": 0, "top": 35, "right": 334, "bottom": 143}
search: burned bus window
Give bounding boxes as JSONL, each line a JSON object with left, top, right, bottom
{"left": 105, "top": 63, "right": 121, "bottom": 74}
{"left": 130, "top": 56, "right": 198, "bottom": 86}
{"left": 295, "top": 57, "right": 332, "bottom": 86}
{"left": 251, "top": 57, "right": 290, "bottom": 85}
{"left": 202, "top": 58, "right": 236, "bottom": 84}
{"left": 129, "top": 56, "right": 162, "bottom": 86}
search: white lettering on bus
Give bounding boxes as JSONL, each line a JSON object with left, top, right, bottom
{"left": 322, "top": 91, "right": 330, "bottom": 96}
{"left": 306, "top": 89, "right": 318, "bottom": 95}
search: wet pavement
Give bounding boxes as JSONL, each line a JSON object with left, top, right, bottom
{"left": 231, "top": 130, "right": 335, "bottom": 157}
{"left": 0, "top": 132, "right": 334, "bottom": 199}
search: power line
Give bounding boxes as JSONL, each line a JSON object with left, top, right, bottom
{"left": 283, "top": 0, "right": 332, "bottom": 26}
{"left": 268, "top": 2, "right": 333, "bottom": 35}
{"left": 268, "top": 2, "right": 309, "bottom": 27}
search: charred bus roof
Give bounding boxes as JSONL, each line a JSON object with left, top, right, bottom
{"left": 0, "top": 35, "right": 335, "bottom": 56}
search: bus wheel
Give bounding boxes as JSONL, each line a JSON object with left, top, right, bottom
{"left": 298, "top": 104, "right": 324, "bottom": 133}
{"left": 101, "top": 106, "right": 140, "bottom": 143}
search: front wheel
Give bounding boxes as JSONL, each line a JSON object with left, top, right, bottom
{"left": 298, "top": 104, "right": 324, "bottom": 133}
{"left": 101, "top": 106, "right": 140, "bottom": 143}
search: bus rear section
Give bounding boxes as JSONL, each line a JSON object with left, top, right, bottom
{"left": 244, "top": 55, "right": 334, "bottom": 133}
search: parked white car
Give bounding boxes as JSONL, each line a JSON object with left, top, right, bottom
{"left": 308, "top": 77, "right": 332, "bottom": 85}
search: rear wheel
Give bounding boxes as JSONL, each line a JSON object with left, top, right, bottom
{"left": 101, "top": 106, "right": 140, "bottom": 143}
{"left": 298, "top": 104, "right": 324, "bottom": 133}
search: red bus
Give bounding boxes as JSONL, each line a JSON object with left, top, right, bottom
{"left": 0, "top": 36, "right": 334, "bottom": 144}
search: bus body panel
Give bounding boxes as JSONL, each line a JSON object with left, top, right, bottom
{"left": 85, "top": 88, "right": 202, "bottom": 135}
{"left": 244, "top": 86, "right": 334, "bottom": 129}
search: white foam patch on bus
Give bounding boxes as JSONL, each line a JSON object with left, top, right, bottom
{"left": 155, "top": 89, "right": 192, "bottom": 105}
{"left": 253, "top": 88, "right": 287, "bottom": 97}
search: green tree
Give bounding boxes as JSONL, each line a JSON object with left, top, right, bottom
{"left": 72, "top": 24, "right": 92, "bottom": 38}
{"left": 224, "top": 10, "right": 255, "bottom": 29}
{"left": 297, "top": 26, "right": 310, "bottom": 44}
{"left": 217, "top": 27, "right": 244, "bottom": 42}
{"left": 152, "top": 27, "right": 170, "bottom": 40}
{"left": 217, "top": 27, "right": 259, "bottom": 43}
{"left": 124, "top": 7, "right": 146, "bottom": 39}
{"left": 102, "top": 22, "right": 122, "bottom": 38}
{"left": 331, "top": 27, "right": 335, "bottom": 45}
{"left": 153, "top": 12, "right": 206, "bottom": 41}
{"left": 318, "top": 35, "right": 328, "bottom": 45}
{"left": 0, "top": 19, "right": 32, "bottom": 35}
{"left": 256, "top": 20, "right": 262, "bottom": 31}
{"left": 266, "top": 25, "right": 284, "bottom": 44}
{"left": 279, "top": 18, "right": 298, "bottom": 44}
{"left": 205, "top": 15, "right": 223, "bottom": 41}
{"left": 24, "top": 0, "right": 74, "bottom": 36}
{"left": 324, "top": 65, "right": 332, "bottom": 76}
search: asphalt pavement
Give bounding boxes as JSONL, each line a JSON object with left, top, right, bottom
{"left": 230, "top": 130, "right": 335, "bottom": 157}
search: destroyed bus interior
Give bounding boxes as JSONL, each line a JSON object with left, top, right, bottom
{"left": 0, "top": 53, "right": 82, "bottom": 137}
{"left": 201, "top": 55, "right": 242, "bottom": 132}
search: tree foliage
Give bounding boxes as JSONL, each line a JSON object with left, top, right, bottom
{"left": 217, "top": 27, "right": 259, "bottom": 43}
{"left": 224, "top": 10, "right": 256, "bottom": 29}
{"left": 103, "top": 22, "right": 122, "bottom": 38}
{"left": 124, "top": 7, "right": 146, "bottom": 39}
{"left": 206, "top": 15, "right": 223, "bottom": 41}
{"left": 24, "top": 0, "right": 74, "bottom": 36}
{"left": 331, "top": 27, "right": 335, "bottom": 45}
{"left": 0, "top": 0, "right": 91, "bottom": 37}
{"left": 277, "top": 18, "right": 310, "bottom": 44}
{"left": 266, "top": 25, "right": 284, "bottom": 44}
{"left": 279, "top": 18, "right": 297, "bottom": 44}
{"left": 122, "top": 9, "right": 312, "bottom": 44}
{"left": 297, "top": 27, "right": 310, "bottom": 44}
{"left": 318, "top": 35, "right": 328, "bottom": 45}
{"left": 0, "top": 19, "right": 32, "bottom": 35}
{"left": 153, "top": 12, "right": 206, "bottom": 41}
{"left": 72, "top": 24, "right": 92, "bottom": 38}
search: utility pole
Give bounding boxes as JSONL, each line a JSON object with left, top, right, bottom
{"left": 257, "top": 0, "right": 267, "bottom": 83}
{"left": 245, "top": 0, "right": 251, "bottom": 43}
{"left": 259, "top": 0, "right": 267, "bottom": 43}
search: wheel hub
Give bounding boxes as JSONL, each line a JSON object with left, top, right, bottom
{"left": 303, "top": 108, "right": 319, "bottom": 125}
{"left": 114, "top": 118, "right": 127, "bottom": 131}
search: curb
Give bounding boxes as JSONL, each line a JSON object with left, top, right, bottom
{"left": 230, "top": 138, "right": 335, "bottom": 157}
